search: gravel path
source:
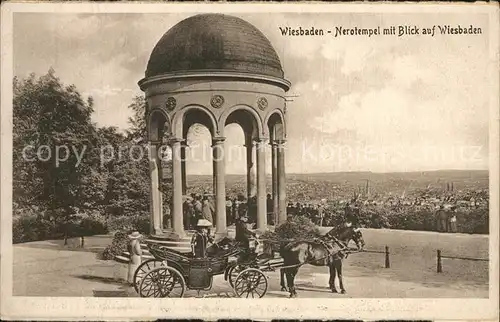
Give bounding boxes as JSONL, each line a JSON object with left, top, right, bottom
{"left": 13, "top": 229, "right": 488, "bottom": 298}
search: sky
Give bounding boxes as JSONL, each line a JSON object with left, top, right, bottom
{"left": 13, "top": 12, "right": 491, "bottom": 174}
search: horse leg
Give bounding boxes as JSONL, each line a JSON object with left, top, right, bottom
{"left": 336, "top": 260, "right": 346, "bottom": 294}
{"left": 286, "top": 267, "right": 299, "bottom": 298}
{"left": 329, "top": 264, "right": 338, "bottom": 293}
{"left": 280, "top": 269, "right": 288, "bottom": 292}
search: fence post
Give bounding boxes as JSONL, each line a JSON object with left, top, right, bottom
{"left": 437, "top": 249, "right": 442, "bottom": 273}
{"left": 385, "top": 246, "right": 390, "bottom": 268}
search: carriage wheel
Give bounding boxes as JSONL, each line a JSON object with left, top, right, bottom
{"left": 133, "top": 259, "right": 165, "bottom": 293}
{"left": 227, "top": 264, "right": 245, "bottom": 288}
{"left": 138, "top": 267, "right": 186, "bottom": 298}
{"left": 233, "top": 268, "right": 268, "bottom": 298}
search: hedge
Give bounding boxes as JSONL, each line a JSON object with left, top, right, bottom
{"left": 320, "top": 205, "right": 489, "bottom": 234}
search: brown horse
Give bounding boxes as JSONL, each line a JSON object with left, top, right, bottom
{"left": 279, "top": 226, "right": 365, "bottom": 297}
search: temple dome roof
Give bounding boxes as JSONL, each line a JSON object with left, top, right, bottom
{"left": 145, "top": 14, "right": 285, "bottom": 79}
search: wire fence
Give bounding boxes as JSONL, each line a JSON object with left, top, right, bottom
{"left": 436, "top": 249, "right": 489, "bottom": 273}
{"left": 358, "top": 246, "right": 391, "bottom": 268}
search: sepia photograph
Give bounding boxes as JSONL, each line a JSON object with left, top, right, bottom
{"left": 1, "top": 2, "right": 498, "bottom": 320}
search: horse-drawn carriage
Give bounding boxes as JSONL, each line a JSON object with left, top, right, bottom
{"left": 134, "top": 225, "right": 365, "bottom": 298}
{"left": 134, "top": 237, "right": 270, "bottom": 298}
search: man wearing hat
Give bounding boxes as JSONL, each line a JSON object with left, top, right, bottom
{"left": 127, "top": 231, "right": 143, "bottom": 285}
{"left": 193, "top": 194, "right": 203, "bottom": 226}
{"left": 235, "top": 215, "right": 257, "bottom": 261}
{"left": 191, "top": 219, "right": 214, "bottom": 258}
{"left": 183, "top": 196, "right": 194, "bottom": 230}
{"left": 202, "top": 194, "right": 214, "bottom": 226}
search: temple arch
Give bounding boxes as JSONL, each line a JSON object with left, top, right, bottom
{"left": 139, "top": 14, "right": 291, "bottom": 240}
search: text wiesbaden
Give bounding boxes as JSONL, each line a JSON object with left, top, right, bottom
{"left": 279, "top": 25, "right": 482, "bottom": 37}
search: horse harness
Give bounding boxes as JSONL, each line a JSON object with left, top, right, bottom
{"left": 316, "top": 236, "right": 350, "bottom": 261}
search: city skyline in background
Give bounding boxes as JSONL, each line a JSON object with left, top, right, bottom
{"left": 13, "top": 12, "right": 490, "bottom": 174}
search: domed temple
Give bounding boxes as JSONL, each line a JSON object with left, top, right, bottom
{"left": 138, "top": 13, "right": 291, "bottom": 239}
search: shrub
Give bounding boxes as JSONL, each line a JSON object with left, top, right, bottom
{"left": 102, "top": 231, "right": 129, "bottom": 260}
{"left": 101, "top": 230, "right": 145, "bottom": 260}
{"left": 320, "top": 203, "right": 489, "bottom": 234}
{"left": 106, "top": 215, "right": 150, "bottom": 235}
{"left": 79, "top": 217, "right": 108, "bottom": 236}
{"left": 13, "top": 206, "right": 111, "bottom": 244}
{"left": 12, "top": 206, "right": 57, "bottom": 243}
{"left": 13, "top": 213, "right": 55, "bottom": 243}
{"left": 274, "top": 216, "right": 321, "bottom": 239}
{"left": 456, "top": 209, "right": 488, "bottom": 234}
{"left": 132, "top": 215, "right": 150, "bottom": 235}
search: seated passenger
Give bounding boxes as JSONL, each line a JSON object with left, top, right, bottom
{"left": 191, "top": 219, "right": 214, "bottom": 258}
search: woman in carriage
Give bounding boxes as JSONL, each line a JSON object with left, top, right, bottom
{"left": 190, "top": 219, "right": 214, "bottom": 258}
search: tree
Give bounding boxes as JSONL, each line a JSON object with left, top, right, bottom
{"left": 126, "top": 95, "right": 147, "bottom": 142}
{"left": 13, "top": 69, "right": 99, "bottom": 243}
{"left": 125, "top": 95, "right": 174, "bottom": 219}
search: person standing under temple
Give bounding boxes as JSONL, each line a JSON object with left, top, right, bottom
{"left": 225, "top": 196, "right": 233, "bottom": 226}
{"left": 266, "top": 194, "right": 274, "bottom": 225}
{"left": 237, "top": 194, "right": 247, "bottom": 220}
{"left": 183, "top": 196, "right": 194, "bottom": 230}
{"left": 193, "top": 194, "right": 203, "bottom": 225}
{"left": 202, "top": 194, "right": 215, "bottom": 231}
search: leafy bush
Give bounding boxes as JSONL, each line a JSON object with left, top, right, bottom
{"left": 13, "top": 206, "right": 111, "bottom": 243}
{"left": 106, "top": 215, "right": 150, "bottom": 234}
{"left": 321, "top": 203, "right": 488, "bottom": 234}
{"left": 13, "top": 212, "right": 55, "bottom": 243}
{"left": 101, "top": 215, "right": 149, "bottom": 260}
{"left": 101, "top": 230, "right": 145, "bottom": 260}
{"left": 456, "top": 209, "right": 488, "bottom": 234}
{"left": 79, "top": 216, "right": 108, "bottom": 236}
{"left": 106, "top": 216, "right": 135, "bottom": 232}
{"left": 260, "top": 216, "right": 321, "bottom": 254}
{"left": 273, "top": 216, "right": 321, "bottom": 239}
{"left": 132, "top": 215, "right": 151, "bottom": 235}
{"left": 102, "top": 231, "right": 129, "bottom": 260}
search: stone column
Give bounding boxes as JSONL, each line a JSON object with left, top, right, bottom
{"left": 271, "top": 141, "right": 279, "bottom": 226}
{"left": 181, "top": 141, "right": 187, "bottom": 195}
{"left": 149, "top": 142, "right": 162, "bottom": 235}
{"left": 245, "top": 138, "right": 257, "bottom": 200}
{"left": 256, "top": 138, "right": 267, "bottom": 232}
{"left": 170, "top": 138, "right": 185, "bottom": 239}
{"left": 156, "top": 144, "right": 164, "bottom": 231}
{"left": 213, "top": 137, "right": 227, "bottom": 239}
{"left": 277, "top": 140, "right": 287, "bottom": 224}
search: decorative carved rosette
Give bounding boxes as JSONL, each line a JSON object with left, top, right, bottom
{"left": 257, "top": 97, "right": 268, "bottom": 111}
{"left": 210, "top": 95, "right": 225, "bottom": 109}
{"left": 165, "top": 97, "right": 176, "bottom": 111}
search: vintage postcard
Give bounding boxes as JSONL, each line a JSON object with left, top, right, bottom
{"left": 1, "top": 2, "right": 498, "bottom": 321}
